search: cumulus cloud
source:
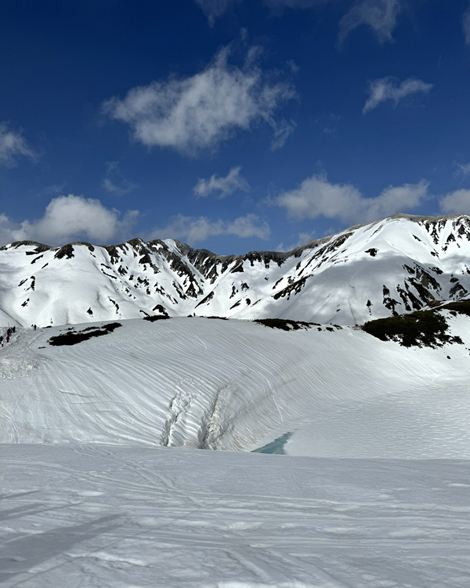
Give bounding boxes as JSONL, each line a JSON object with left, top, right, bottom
{"left": 440, "top": 189, "right": 470, "bottom": 215}
{"left": 195, "top": 0, "right": 240, "bottom": 26}
{"left": 103, "top": 46, "right": 296, "bottom": 155}
{"left": 363, "top": 77, "right": 433, "bottom": 113}
{"left": 273, "top": 174, "right": 428, "bottom": 224}
{"left": 0, "top": 195, "right": 138, "bottom": 246}
{"left": 464, "top": 3, "right": 470, "bottom": 45}
{"left": 102, "top": 161, "right": 138, "bottom": 196}
{"left": 339, "top": 0, "right": 402, "bottom": 44}
{"left": 0, "top": 123, "right": 36, "bottom": 168}
{"left": 194, "top": 166, "right": 250, "bottom": 199}
{"left": 149, "top": 213, "right": 270, "bottom": 245}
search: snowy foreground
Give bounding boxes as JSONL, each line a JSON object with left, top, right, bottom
{"left": 2, "top": 317, "right": 470, "bottom": 586}
{"left": 2, "top": 445, "right": 470, "bottom": 588}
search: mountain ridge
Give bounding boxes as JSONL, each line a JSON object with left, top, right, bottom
{"left": 2, "top": 213, "right": 470, "bottom": 328}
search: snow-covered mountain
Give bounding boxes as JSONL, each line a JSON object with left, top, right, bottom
{"left": 4, "top": 215, "right": 470, "bottom": 588}
{"left": 2, "top": 213, "right": 470, "bottom": 328}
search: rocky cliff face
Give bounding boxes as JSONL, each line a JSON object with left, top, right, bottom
{"left": 2, "top": 214, "right": 470, "bottom": 327}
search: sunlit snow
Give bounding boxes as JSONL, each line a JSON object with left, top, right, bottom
{"left": 2, "top": 215, "right": 470, "bottom": 586}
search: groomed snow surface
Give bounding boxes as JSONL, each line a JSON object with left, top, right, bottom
{"left": 2, "top": 316, "right": 470, "bottom": 586}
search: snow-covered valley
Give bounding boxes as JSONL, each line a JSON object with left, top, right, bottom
{"left": 2, "top": 315, "right": 470, "bottom": 458}
{"left": 1, "top": 314, "right": 470, "bottom": 586}
{"left": 2, "top": 215, "right": 470, "bottom": 587}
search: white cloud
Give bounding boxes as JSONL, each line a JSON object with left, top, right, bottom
{"left": 440, "top": 189, "right": 470, "bottom": 215}
{"left": 149, "top": 213, "right": 270, "bottom": 245}
{"left": 363, "top": 77, "right": 433, "bottom": 113}
{"left": 273, "top": 174, "right": 429, "bottom": 224}
{"left": 339, "top": 0, "right": 402, "bottom": 44}
{"left": 102, "top": 161, "right": 138, "bottom": 196}
{"left": 194, "top": 166, "right": 250, "bottom": 199}
{"left": 464, "top": 3, "right": 470, "bottom": 45}
{"left": 0, "top": 123, "right": 36, "bottom": 168}
{"left": 195, "top": 0, "right": 240, "bottom": 26}
{"left": 103, "top": 46, "right": 296, "bottom": 155}
{"left": 0, "top": 195, "right": 138, "bottom": 246}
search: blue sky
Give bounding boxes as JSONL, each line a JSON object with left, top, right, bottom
{"left": 1, "top": 0, "right": 470, "bottom": 254}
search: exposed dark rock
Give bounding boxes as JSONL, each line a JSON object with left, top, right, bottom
{"left": 48, "top": 322, "right": 121, "bottom": 346}
{"left": 273, "top": 276, "right": 308, "bottom": 301}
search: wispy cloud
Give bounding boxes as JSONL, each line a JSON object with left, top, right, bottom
{"left": 0, "top": 123, "right": 36, "bottom": 168}
{"left": 149, "top": 213, "right": 270, "bottom": 245}
{"left": 273, "top": 174, "right": 429, "bottom": 224}
{"left": 103, "top": 45, "right": 296, "bottom": 156}
{"left": 194, "top": 0, "right": 240, "bottom": 26}
{"left": 265, "top": 0, "right": 404, "bottom": 45}
{"left": 270, "top": 119, "right": 296, "bottom": 151}
{"left": 464, "top": 3, "right": 470, "bottom": 45}
{"left": 102, "top": 161, "right": 138, "bottom": 196}
{"left": 455, "top": 162, "right": 470, "bottom": 177}
{"left": 363, "top": 76, "right": 433, "bottom": 113}
{"left": 440, "top": 189, "right": 470, "bottom": 215}
{"left": 339, "top": 0, "right": 402, "bottom": 45}
{"left": 0, "top": 195, "right": 138, "bottom": 246}
{"left": 194, "top": 166, "right": 250, "bottom": 198}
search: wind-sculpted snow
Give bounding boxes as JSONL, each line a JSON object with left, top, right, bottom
{"left": 2, "top": 315, "right": 470, "bottom": 458}
{"left": 2, "top": 214, "right": 470, "bottom": 328}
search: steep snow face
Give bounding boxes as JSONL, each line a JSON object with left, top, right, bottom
{"left": 2, "top": 315, "right": 470, "bottom": 458}
{"left": 2, "top": 214, "right": 470, "bottom": 328}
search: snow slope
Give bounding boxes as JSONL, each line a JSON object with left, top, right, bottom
{"left": 2, "top": 214, "right": 470, "bottom": 328}
{"left": 2, "top": 315, "right": 470, "bottom": 458}
{"left": 2, "top": 445, "right": 470, "bottom": 588}
{"left": 2, "top": 277, "right": 470, "bottom": 586}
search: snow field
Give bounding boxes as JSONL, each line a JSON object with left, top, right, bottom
{"left": 2, "top": 314, "right": 470, "bottom": 586}
{"left": 1, "top": 316, "right": 470, "bottom": 458}
{"left": 1, "top": 445, "right": 470, "bottom": 587}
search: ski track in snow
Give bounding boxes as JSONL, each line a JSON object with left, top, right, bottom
{"left": 2, "top": 316, "right": 470, "bottom": 585}
{"left": 2, "top": 446, "right": 470, "bottom": 587}
{"left": 2, "top": 315, "right": 470, "bottom": 456}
